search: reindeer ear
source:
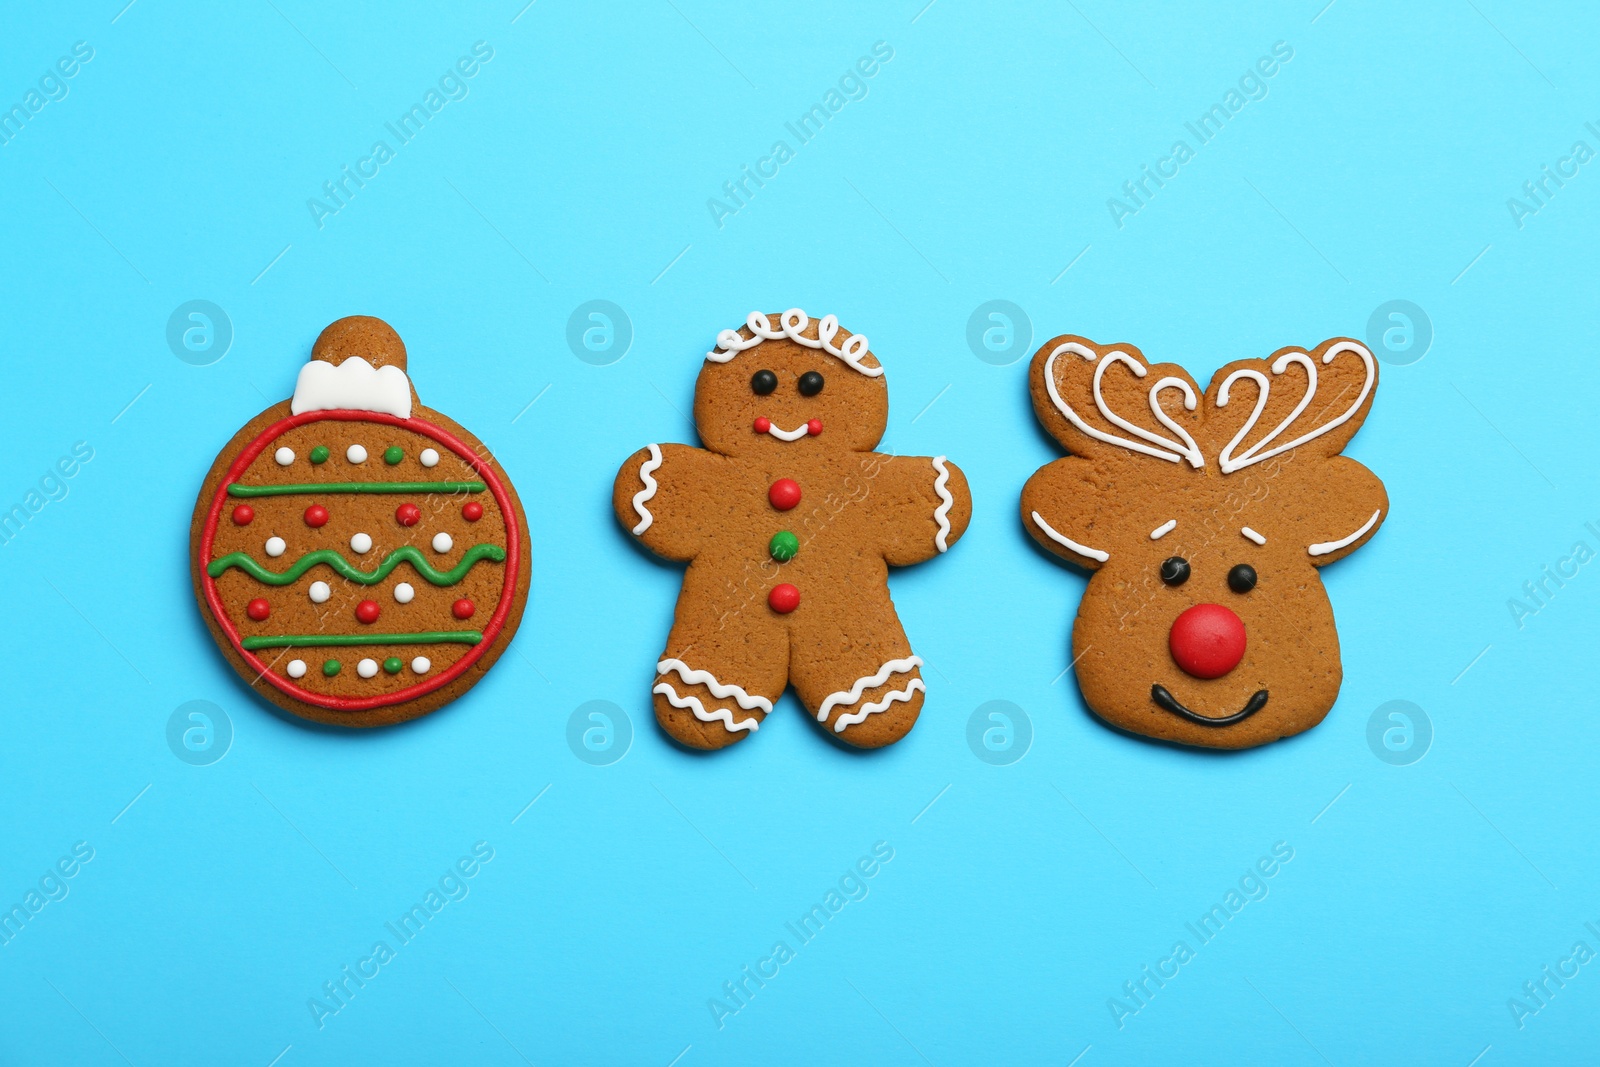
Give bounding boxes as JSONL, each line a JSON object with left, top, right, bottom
{"left": 1020, "top": 456, "right": 1119, "bottom": 570}
{"left": 1029, "top": 335, "right": 1205, "bottom": 469}
{"left": 1287, "top": 456, "right": 1388, "bottom": 566}
{"left": 1204, "top": 337, "right": 1377, "bottom": 474}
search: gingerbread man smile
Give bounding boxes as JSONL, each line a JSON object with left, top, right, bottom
{"left": 615, "top": 309, "right": 972, "bottom": 750}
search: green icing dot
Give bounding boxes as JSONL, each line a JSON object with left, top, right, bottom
{"left": 384, "top": 446, "right": 404, "bottom": 465}
{"left": 383, "top": 657, "right": 403, "bottom": 675}
{"left": 769, "top": 531, "right": 799, "bottom": 562}
{"left": 322, "top": 659, "right": 341, "bottom": 677}
{"left": 309, "top": 446, "right": 330, "bottom": 464}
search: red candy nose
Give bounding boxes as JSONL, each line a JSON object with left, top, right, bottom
{"left": 1168, "top": 603, "right": 1247, "bottom": 679}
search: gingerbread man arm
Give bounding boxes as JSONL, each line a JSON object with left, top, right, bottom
{"left": 613, "top": 443, "right": 724, "bottom": 562}
{"left": 864, "top": 453, "right": 973, "bottom": 566}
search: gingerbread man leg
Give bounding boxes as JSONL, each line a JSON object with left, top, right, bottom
{"left": 652, "top": 582, "right": 789, "bottom": 750}
{"left": 789, "top": 598, "right": 925, "bottom": 749}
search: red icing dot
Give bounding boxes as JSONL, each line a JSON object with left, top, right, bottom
{"left": 753, "top": 416, "right": 771, "bottom": 433}
{"left": 396, "top": 503, "right": 422, "bottom": 527}
{"left": 807, "top": 418, "right": 823, "bottom": 436}
{"left": 452, "top": 598, "right": 476, "bottom": 620}
{"left": 462, "top": 502, "right": 484, "bottom": 522}
{"left": 246, "top": 598, "right": 271, "bottom": 621}
{"left": 304, "top": 504, "right": 329, "bottom": 528}
{"left": 231, "top": 505, "right": 254, "bottom": 526}
{"left": 1169, "top": 603, "right": 1247, "bottom": 679}
{"left": 768, "top": 584, "right": 801, "bottom": 614}
{"left": 768, "top": 478, "right": 802, "bottom": 511}
{"left": 355, "top": 600, "right": 381, "bottom": 624}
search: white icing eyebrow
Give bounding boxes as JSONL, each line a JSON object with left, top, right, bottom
{"left": 1031, "top": 511, "right": 1109, "bottom": 562}
{"left": 1150, "top": 519, "right": 1176, "bottom": 540}
{"left": 1309, "top": 509, "right": 1381, "bottom": 556}
{"left": 1241, "top": 527, "right": 1266, "bottom": 545}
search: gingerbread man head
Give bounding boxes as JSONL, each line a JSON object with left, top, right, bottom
{"left": 1021, "top": 334, "right": 1388, "bottom": 749}
{"left": 693, "top": 310, "right": 889, "bottom": 456}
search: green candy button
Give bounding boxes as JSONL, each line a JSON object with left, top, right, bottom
{"left": 309, "top": 446, "right": 330, "bottom": 464}
{"left": 769, "top": 531, "right": 799, "bottom": 562}
{"left": 383, "top": 657, "right": 403, "bottom": 675}
{"left": 322, "top": 659, "right": 341, "bottom": 677}
{"left": 384, "top": 446, "right": 404, "bottom": 465}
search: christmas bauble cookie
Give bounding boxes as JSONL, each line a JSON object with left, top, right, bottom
{"left": 190, "top": 316, "right": 530, "bottom": 727}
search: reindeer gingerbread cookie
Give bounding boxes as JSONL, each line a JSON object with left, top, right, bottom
{"left": 1021, "top": 334, "right": 1387, "bottom": 749}
{"left": 614, "top": 309, "right": 972, "bottom": 750}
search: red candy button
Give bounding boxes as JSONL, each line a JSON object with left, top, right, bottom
{"left": 768, "top": 478, "right": 802, "bottom": 511}
{"left": 304, "top": 504, "right": 329, "bottom": 528}
{"left": 396, "top": 503, "right": 422, "bottom": 527}
{"left": 452, "top": 598, "right": 476, "bottom": 620}
{"left": 806, "top": 418, "right": 823, "bottom": 436}
{"left": 246, "top": 598, "right": 270, "bottom": 621}
{"left": 231, "top": 505, "right": 254, "bottom": 526}
{"left": 768, "top": 583, "right": 801, "bottom": 614}
{"left": 753, "top": 416, "right": 771, "bottom": 434}
{"left": 355, "top": 600, "right": 381, "bottom": 624}
{"left": 1168, "top": 603, "right": 1247, "bottom": 679}
{"left": 462, "top": 502, "right": 483, "bottom": 522}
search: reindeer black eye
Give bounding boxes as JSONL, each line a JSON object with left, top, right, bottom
{"left": 1228, "top": 564, "right": 1257, "bottom": 593}
{"left": 798, "top": 370, "right": 825, "bottom": 397}
{"left": 1159, "top": 557, "right": 1190, "bottom": 586}
{"left": 751, "top": 369, "right": 778, "bottom": 395}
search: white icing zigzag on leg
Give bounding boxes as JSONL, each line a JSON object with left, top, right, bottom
{"left": 931, "top": 456, "right": 954, "bottom": 553}
{"left": 653, "top": 681, "right": 761, "bottom": 733}
{"left": 814, "top": 656, "right": 923, "bottom": 722}
{"left": 832, "top": 679, "right": 926, "bottom": 733}
{"left": 656, "top": 659, "right": 775, "bottom": 713}
{"left": 630, "top": 444, "right": 663, "bottom": 535}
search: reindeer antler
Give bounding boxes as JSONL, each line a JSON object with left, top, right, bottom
{"left": 1214, "top": 341, "right": 1375, "bottom": 473}
{"left": 1042, "top": 341, "right": 1205, "bottom": 468}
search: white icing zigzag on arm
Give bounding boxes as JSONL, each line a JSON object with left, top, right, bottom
{"left": 931, "top": 456, "right": 954, "bottom": 552}
{"left": 1044, "top": 343, "right": 1202, "bottom": 468}
{"left": 653, "top": 682, "right": 761, "bottom": 733}
{"left": 815, "top": 656, "right": 923, "bottom": 723}
{"left": 833, "top": 679, "right": 926, "bottom": 732}
{"left": 706, "top": 309, "right": 883, "bottom": 377}
{"left": 657, "top": 659, "right": 774, "bottom": 713}
{"left": 630, "top": 444, "right": 663, "bottom": 535}
{"left": 1217, "top": 343, "right": 1375, "bottom": 473}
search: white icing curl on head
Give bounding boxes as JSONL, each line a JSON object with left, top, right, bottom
{"left": 706, "top": 308, "right": 883, "bottom": 377}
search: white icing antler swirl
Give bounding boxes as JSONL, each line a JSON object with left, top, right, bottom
{"left": 706, "top": 309, "right": 882, "bottom": 377}
{"left": 1216, "top": 342, "right": 1375, "bottom": 474}
{"left": 1044, "top": 343, "right": 1204, "bottom": 468}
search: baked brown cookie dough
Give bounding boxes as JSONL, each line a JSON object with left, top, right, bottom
{"left": 190, "top": 316, "right": 531, "bottom": 728}
{"left": 1020, "top": 334, "right": 1387, "bottom": 749}
{"left": 614, "top": 309, "right": 972, "bottom": 751}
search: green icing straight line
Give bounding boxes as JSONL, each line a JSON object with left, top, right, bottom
{"left": 227, "top": 480, "right": 485, "bottom": 497}
{"left": 208, "top": 543, "right": 505, "bottom": 586}
{"left": 242, "top": 631, "right": 484, "bottom": 650}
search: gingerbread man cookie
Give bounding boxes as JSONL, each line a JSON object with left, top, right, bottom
{"left": 191, "top": 316, "right": 531, "bottom": 727}
{"left": 1021, "top": 334, "right": 1387, "bottom": 749}
{"left": 614, "top": 309, "right": 972, "bottom": 750}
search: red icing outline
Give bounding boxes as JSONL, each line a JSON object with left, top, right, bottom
{"left": 199, "top": 409, "right": 521, "bottom": 712}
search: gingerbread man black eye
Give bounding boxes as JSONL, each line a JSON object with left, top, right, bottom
{"left": 797, "top": 370, "right": 825, "bottom": 397}
{"left": 1227, "top": 564, "right": 1257, "bottom": 593}
{"left": 1159, "top": 557, "right": 1190, "bottom": 585}
{"left": 751, "top": 369, "right": 778, "bottom": 395}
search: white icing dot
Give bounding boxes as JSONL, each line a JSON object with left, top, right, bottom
{"left": 411, "top": 656, "right": 431, "bottom": 674}
{"left": 393, "top": 582, "right": 415, "bottom": 604}
{"left": 419, "top": 448, "right": 440, "bottom": 467}
{"left": 431, "top": 532, "right": 453, "bottom": 553}
{"left": 265, "top": 536, "right": 286, "bottom": 557}
{"left": 357, "top": 658, "right": 379, "bottom": 679}
{"left": 287, "top": 659, "right": 307, "bottom": 679}
{"left": 350, "top": 532, "right": 373, "bottom": 554}
{"left": 274, "top": 446, "right": 296, "bottom": 466}
{"left": 346, "top": 444, "right": 368, "bottom": 463}
{"left": 308, "top": 581, "right": 331, "bottom": 604}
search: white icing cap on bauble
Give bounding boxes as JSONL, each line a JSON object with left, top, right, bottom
{"left": 291, "top": 357, "right": 413, "bottom": 419}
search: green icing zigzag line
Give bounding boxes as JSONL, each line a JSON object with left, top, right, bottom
{"left": 208, "top": 543, "right": 505, "bottom": 587}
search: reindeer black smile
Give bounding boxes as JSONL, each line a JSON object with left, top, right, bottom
{"left": 1150, "top": 685, "right": 1269, "bottom": 727}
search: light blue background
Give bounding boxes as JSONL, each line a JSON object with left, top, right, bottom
{"left": 2, "top": 1, "right": 1596, "bottom": 1063}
